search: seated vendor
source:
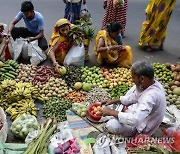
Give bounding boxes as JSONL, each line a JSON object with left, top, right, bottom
{"left": 94, "top": 22, "right": 133, "bottom": 68}
{"left": 101, "top": 61, "right": 166, "bottom": 137}
{"left": 0, "top": 23, "right": 11, "bottom": 62}
{"left": 48, "top": 18, "right": 72, "bottom": 72}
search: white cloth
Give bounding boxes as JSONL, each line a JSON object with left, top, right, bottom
{"left": 107, "top": 80, "right": 166, "bottom": 136}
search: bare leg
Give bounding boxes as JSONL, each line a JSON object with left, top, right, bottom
{"left": 159, "top": 43, "right": 164, "bottom": 50}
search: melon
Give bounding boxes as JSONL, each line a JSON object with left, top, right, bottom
{"left": 82, "top": 83, "right": 91, "bottom": 92}
{"left": 59, "top": 66, "right": 67, "bottom": 75}
{"left": 0, "top": 61, "right": 3, "bottom": 68}
{"left": 173, "top": 87, "right": 180, "bottom": 96}
{"left": 74, "top": 82, "right": 83, "bottom": 90}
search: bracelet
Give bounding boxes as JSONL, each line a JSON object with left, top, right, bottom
{"left": 107, "top": 46, "right": 110, "bottom": 51}
{"left": 53, "top": 62, "right": 58, "bottom": 67}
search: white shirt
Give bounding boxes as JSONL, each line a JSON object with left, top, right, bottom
{"left": 118, "top": 80, "right": 166, "bottom": 136}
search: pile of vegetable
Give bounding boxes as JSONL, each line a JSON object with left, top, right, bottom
{"left": 86, "top": 87, "right": 111, "bottom": 104}
{"left": 24, "top": 118, "right": 57, "bottom": 154}
{"left": 106, "top": 84, "right": 129, "bottom": 99}
{"left": 0, "top": 80, "right": 40, "bottom": 120}
{"left": 153, "top": 63, "right": 173, "bottom": 84}
{"left": 101, "top": 67, "right": 133, "bottom": 88}
{"left": 15, "top": 64, "right": 36, "bottom": 83}
{"left": 81, "top": 66, "right": 108, "bottom": 88}
{"left": 65, "top": 91, "right": 87, "bottom": 104}
{"left": 36, "top": 77, "right": 70, "bottom": 101}
{"left": 32, "top": 66, "right": 59, "bottom": 85}
{"left": 72, "top": 103, "right": 87, "bottom": 117}
{"left": 11, "top": 114, "right": 38, "bottom": 139}
{"left": 43, "top": 98, "right": 72, "bottom": 122}
{"left": 63, "top": 66, "right": 83, "bottom": 88}
{"left": 0, "top": 60, "right": 19, "bottom": 81}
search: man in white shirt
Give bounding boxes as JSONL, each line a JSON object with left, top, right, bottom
{"left": 102, "top": 61, "right": 166, "bottom": 137}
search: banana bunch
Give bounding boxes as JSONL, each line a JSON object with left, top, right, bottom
{"left": 0, "top": 80, "right": 16, "bottom": 93}
{"left": 11, "top": 82, "right": 42, "bottom": 101}
{"left": 6, "top": 99, "right": 38, "bottom": 120}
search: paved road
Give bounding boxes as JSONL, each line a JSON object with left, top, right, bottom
{"left": 1, "top": 0, "right": 180, "bottom": 65}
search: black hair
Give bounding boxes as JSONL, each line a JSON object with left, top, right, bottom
{"left": 132, "top": 61, "right": 154, "bottom": 79}
{"left": 106, "top": 22, "right": 123, "bottom": 33}
{"left": 21, "top": 1, "right": 34, "bottom": 12}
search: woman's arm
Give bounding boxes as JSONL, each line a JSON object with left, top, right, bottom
{"left": 96, "top": 37, "right": 122, "bottom": 53}
{"left": 48, "top": 42, "right": 60, "bottom": 72}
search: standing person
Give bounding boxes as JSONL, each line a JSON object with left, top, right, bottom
{"left": 139, "top": 0, "right": 176, "bottom": 51}
{"left": 102, "top": 0, "right": 128, "bottom": 37}
{"left": 8, "top": 1, "right": 48, "bottom": 51}
{"left": 64, "top": 0, "right": 86, "bottom": 24}
{"left": 101, "top": 61, "right": 166, "bottom": 137}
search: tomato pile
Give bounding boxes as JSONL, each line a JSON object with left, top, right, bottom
{"left": 88, "top": 103, "right": 103, "bottom": 121}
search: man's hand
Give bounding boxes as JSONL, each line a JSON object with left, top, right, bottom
{"left": 83, "top": 0, "right": 86, "bottom": 5}
{"left": 101, "top": 100, "right": 115, "bottom": 106}
{"left": 101, "top": 99, "right": 120, "bottom": 106}
{"left": 102, "top": 108, "right": 119, "bottom": 118}
{"left": 27, "top": 37, "right": 35, "bottom": 42}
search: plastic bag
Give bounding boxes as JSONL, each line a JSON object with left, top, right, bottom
{"left": 63, "top": 45, "right": 85, "bottom": 66}
{"left": 11, "top": 114, "right": 38, "bottom": 139}
{"left": 29, "top": 40, "right": 47, "bottom": 65}
{"left": 25, "top": 130, "right": 38, "bottom": 144}
{"left": 9, "top": 37, "right": 24, "bottom": 61}
{"left": 80, "top": 4, "right": 92, "bottom": 23}
{"left": 0, "top": 141, "right": 27, "bottom": 154}
{"left": 0, "top": 107, "right": 8, "bottom": 142}
{"left": 21, "top": 40, "right": 30, "bottom": 61}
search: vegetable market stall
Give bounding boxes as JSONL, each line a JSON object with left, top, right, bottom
{"left": 0, "top": 60, "right": 180, "bottom": 153}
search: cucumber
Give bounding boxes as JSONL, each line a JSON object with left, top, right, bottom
{"left": 3, "top": 66, "right": 15, "bottom": 71}
{"left": 9, "top": 71, "right": 17, "bottom": 76}
{"left": 5, "top": 73, "right": 15, "bottom": 79}
{"left": 0, "top": 68, "right": 6, "bottom": 72}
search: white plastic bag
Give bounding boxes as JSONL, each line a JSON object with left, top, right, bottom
{"left": 11, "top": 114, "right": 38, "bottom": 139}
{"left": 0, "top": 107, "right": 8, "bottom": 142}
{"left": 63, "top": 45, "right": 85, "bottom": 66}
{"left": 80, "top": 4, "right": 92, "bottom": 22}
{"left": 29, "top": 40, "right": 47, "bottom": 65}
{"left": 9, "top": 37, "right": 24, "bottom": 61}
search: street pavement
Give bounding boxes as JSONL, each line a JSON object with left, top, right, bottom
{"left": 1, "top": 0, "right": 180, "bottom": 65}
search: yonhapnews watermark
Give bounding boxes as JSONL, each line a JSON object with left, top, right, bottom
{"left": 107, "top": 135, "right": 175, "bottom": 145}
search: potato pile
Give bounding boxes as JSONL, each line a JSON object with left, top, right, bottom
{"left": 166, "top": 63, "right": 180, "bottom": 91}
{"left": 35, "top": 77, "right": 71, "bottom": 101}
{"left": 15, "top": 64, "right": 36, "bottom": 83}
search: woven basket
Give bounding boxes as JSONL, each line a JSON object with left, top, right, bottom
{"left": 0, "top": 107, "right": 8, "bottom": 142}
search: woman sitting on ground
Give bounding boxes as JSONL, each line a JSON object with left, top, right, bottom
{"left": 94, "top": 22, "right": 132, "bottom": 68}
{"left": 48, "top": 18, "right": 73, "bottom": 72}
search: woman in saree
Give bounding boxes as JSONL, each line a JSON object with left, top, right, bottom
{"left": 48, "top": 18, "right": 72, "bottom": 72}
{"left": 102, "top": 0, "right": 128, "bottom": 37}
{"left": 94, "top": 22, "right": 133, "bottom": 68}
{"left": 139, "top": 0, "right": 176, "bottom": 51}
